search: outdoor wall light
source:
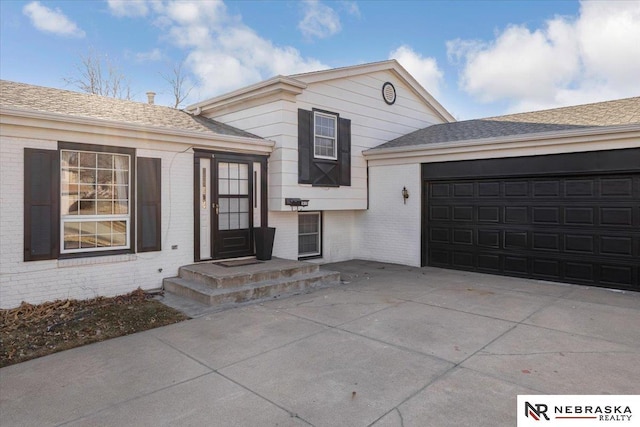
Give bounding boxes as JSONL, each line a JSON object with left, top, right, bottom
{"left": 402, "top": 186, "right": 409, "bottom": 204}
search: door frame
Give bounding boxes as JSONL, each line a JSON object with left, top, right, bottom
{"left": 193, "top": 150, "right": 268, "bottom": 262}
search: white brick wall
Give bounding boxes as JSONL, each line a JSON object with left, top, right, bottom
{"left": 0, "top": 135, "right": 195, "bottom": 308}
{"left": 354, "top": 164, "right": 422, "bottom": 267}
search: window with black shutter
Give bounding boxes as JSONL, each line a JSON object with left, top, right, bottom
{"left": 23, "top": 144, "right": 162, "bottom": 261}
{"left": 298, "top": 108, "right": 351, "bottom": 187}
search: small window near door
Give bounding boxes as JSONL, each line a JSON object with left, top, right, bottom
{"left": 298, "top": 212, "right": 321, "bottom": 258}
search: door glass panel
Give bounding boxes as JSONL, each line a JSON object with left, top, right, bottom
{"left": 229, "top": 179, "right": 239, "bottom": 195}
{"left": 229, "top": 163, "right": 239, "bottom": 179}
{"left": 239, "top": 212, "right": 249, "bottom": 229}
{"left": 219, "top": 162, "right": 229, "bottom": 178}
{"left": 219, "top": 198, "right": 229, "bottom": 213}
{"left": 219, "top": 213, "right": 229, "bottom": 230}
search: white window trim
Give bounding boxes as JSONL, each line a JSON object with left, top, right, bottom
{"left": 313, "top": 111, "right": 338, "bottom": 160}
{"left": 59, "top": 149, "right": 132, "bottom": 254}
{"left": 298, "top": 211, "right": 322, "bottom": 258}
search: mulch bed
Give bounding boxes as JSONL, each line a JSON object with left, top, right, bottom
{"left": 0, "top": 289, "right": 188, "bottom": 368}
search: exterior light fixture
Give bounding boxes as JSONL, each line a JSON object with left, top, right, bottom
{"left": 402, "top": 187, "right": 409, "bottom": 204}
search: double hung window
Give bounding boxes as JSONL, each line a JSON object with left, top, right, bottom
{"left": 313, "top": 112, "right": 337, "bottom": 160}
{"left": 60, "top": 149, "right": 131, "bottom": 253}
{"left": 298, "top": 212, "right": 321, "bottom": 257}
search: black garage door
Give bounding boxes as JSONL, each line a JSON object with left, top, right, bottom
{"left": 422, "top": 148, "right": 640, "bottom": 291}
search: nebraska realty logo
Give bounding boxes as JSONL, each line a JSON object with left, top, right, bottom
{"left": 517, "top": 396, "right": 638, "bottom": 426}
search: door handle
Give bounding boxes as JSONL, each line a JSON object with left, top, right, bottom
{"left": 212, "top": 203, "right": 219, "bottom": 214}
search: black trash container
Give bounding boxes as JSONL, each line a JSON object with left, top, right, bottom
{"left": 254, "top": 227, "right": 276, "bottom": 261}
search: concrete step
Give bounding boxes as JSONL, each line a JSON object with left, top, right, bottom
{"left": 178, "top": 262, "right": 319, "bottom": 290}
{"left": 163, "top": 270, "right": 341, "bottom": 308}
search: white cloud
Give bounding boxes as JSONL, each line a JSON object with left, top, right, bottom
{"left": 447, "top": 0, "right": 640, "bottom": 112}
{"left": 136, "top": 48, "right": 163, "bottom": 62}
{"left": 107, "top": 0, "right": 149, "bottom": 17}
{"left": 298, "top": 0, "right": 341, "bottom": 39}
{"left": 22, "top": 1, "right": 85, "bottom": 38}
{"left": 131, "top": 1, "right": 327, "bottom": 97}
{"left": 389, "top": 45, "right": 444, "bottom": 97}
{"left": 341, "top": 1, "right": 361, "bottom": 18}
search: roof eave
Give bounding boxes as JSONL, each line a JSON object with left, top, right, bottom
{"left": 185, "top": 76, "right": 307, "bottom": 115}
{"left": 0, "top": 106, "right": 275, "bottom": 152}
{"left": 363, "top": 124, "right": 640, "bottom": 159}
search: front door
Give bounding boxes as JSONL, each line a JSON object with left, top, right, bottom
{"left": 195, "top": 151, "right": 266, "bottom": 261}
{"left": 214, "top": 159, "right": 253, "bottom": 258}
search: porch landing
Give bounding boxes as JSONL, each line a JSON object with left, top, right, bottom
{"left": 162, "top": 258, "right": 341, "bottom": 317}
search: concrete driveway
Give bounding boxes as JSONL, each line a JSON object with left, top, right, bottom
{"left": 1, "top": 260, "right": 639, "bottom": 427}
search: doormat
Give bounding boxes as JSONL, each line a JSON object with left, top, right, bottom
{"left": 217, "top": 259, "right": 262, "bottom": 268}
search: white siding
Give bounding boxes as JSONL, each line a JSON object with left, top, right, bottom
{"left": 208, "top": 70, "right": 446, "bottom": 212}
{"left": 354, "top": 164, "right": 422, "bottom": 267}
{"left": 0, "top": 133, "right": 195, "bottom": 308}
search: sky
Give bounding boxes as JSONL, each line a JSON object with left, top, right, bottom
{"left": 1, "top": 0, "right": 639, "bottom": 120}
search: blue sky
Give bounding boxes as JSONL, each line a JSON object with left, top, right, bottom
{"left": 1, "top": 1, "right": 639, "bottom": 119}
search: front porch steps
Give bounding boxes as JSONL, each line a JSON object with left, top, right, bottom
{"left": 162, "top": 257, "right": 341, "bottom": 314}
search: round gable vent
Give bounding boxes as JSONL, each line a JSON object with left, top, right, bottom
{"left": 382, "top": 82, "right": 396, "bottom": 105}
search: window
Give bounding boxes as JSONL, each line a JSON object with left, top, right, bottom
{"left": 298, "top": 109, "right": 351, "bottom": 187}
{"left": 60, "top": 149, "right": 131, "bottom": 253}
{"left": 298, "top": 212, "right": 321, "bottom": 258}
{"left": 24, "top": 144, "right": 161, "bottom": 261}
{"left": 314, "top": 112, "right": 337, "bottom": 160}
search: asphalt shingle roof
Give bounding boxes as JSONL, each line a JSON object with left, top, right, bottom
{"left": 0, "top": 80, "right": 261, "bottom": 139}
{"left": 376, "top": 97, "right": 640, "bottom": 150}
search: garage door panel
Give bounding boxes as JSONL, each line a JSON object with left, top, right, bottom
{"left": 601, "top": 177, "right": 633, "bottom": 196}
{"left": 505, "top": 206, "right": 528, "bottom": 223}
{"left": 505, "top": 181, "right": 528, "bottom": 196}
{"left": 478, "top": 229, "right": 500, "bottom": 248}
{"left": 532, "top": 207, "right": 561, "bottom": 224}
{"left": 452, "top": 251, "right": 474, "bottom": 269}
{"left": 565, "top": 207, "right": 595, "bottom": 225}
{"left": 565, "top": 234, "right": 594, "bottom": 254}
{"left": 533, "top": 180, "right": 561, "bottom": 196}
{"left": 478, "top": 182, "right": 500, "bottom": 197}
{"left": 532, "top": 258, "right": 561, "bottom": 278}
{"left": 600, "top": 265, "right": 634, "bottom": 287}
{"left": 532, "top": 233, "right": 561, "bottom": 251}
{"left": 478, "top": 206, "right": 500, "bottom": 222}
{"left": 424, "top": 165, "right": 639, "bottom": 291}
{"left": 478, "top": 254, "right": 501, "bottom": 272}
{"left": 600, "top": 207, "right": 633, "bottom": 226}
{"left": 452, "top": 206, "right": 473, "bottom": 221}
{"left": 452, "top": 229, "right": 473, "bottom": 245}
{"left": 504, "top": 256, "right": 528, "bottom": 275}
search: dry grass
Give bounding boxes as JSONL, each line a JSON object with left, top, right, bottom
{"left": 1, "top": 289, "right": 187, "bottom": 368}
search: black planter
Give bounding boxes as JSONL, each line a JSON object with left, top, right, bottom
{"left": 254, "top": 227, "right": 276, "bottom": 261}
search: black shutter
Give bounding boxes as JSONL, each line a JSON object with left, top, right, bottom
{"left": 298, "top": 108, "right": 313, "bottom": 184}
{"left": 24, "top": 149, "right": 59, "bottom": 261}
{"left": 338, "top": 117, "right": 351, "bottom": 186}
{"left": 137, "top": 157, "right": 161, "bottom": 252}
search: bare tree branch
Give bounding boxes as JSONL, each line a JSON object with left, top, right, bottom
{"left": 64, "top": 50, "right": 132, "bottom": 100}
{"left": 160, "top": 61, "right": 193, "bottom": 108}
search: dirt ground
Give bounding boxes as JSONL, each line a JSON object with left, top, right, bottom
{"left": 0, "top": 289, "right": 188, "bottom": 368}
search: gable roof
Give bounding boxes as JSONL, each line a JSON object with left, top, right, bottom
{"left": 372, "top": 97, "right": 640, "bottom": 151}
{"left": 186, "top": 60, "right": 455, "bottom": 123}
{"left": 0, "top": 80, "right": 261, "bottom": 139}
{"left": 288, "top": 60, "right": 454, "bottom": 122}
